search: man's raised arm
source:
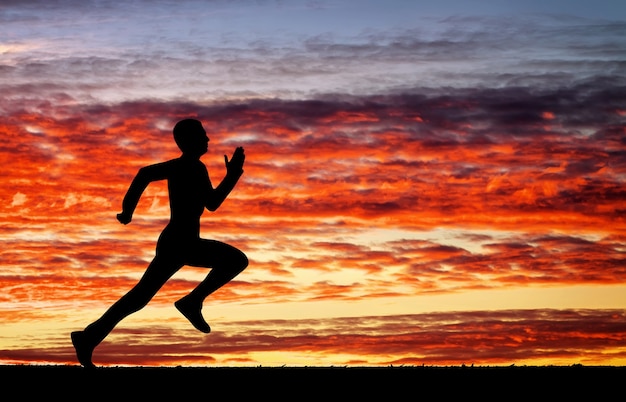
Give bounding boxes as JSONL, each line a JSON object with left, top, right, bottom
{"left": 205, "top": 147, "right": 245, "bottom": 212}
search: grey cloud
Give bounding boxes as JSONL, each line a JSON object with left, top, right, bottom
{"left": 2, "top": 7, "right": 624, "bottom": 102}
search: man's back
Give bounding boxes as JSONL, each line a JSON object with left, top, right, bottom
{"left": 167, "top": 157, "right": 211, "bottom": 224}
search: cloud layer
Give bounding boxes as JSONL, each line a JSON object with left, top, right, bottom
{"left": 2, "top": 309, "right": 624, "bottom": 366}
{"left": 1, "top": 1, "right": 624, "bottom": 366}
{"left": 2, "top": 83, "right": 624, "bottom": 313}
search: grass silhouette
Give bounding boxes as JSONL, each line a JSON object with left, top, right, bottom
{"left": 2, "top": 364, "right": 623, "bottom": 398}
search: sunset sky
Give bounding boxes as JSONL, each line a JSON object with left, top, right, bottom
{"left": 1, "top": 0, "right": 625, "bottom": 367}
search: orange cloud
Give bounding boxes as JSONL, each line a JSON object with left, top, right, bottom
{"left": 1, "top": 84, "right": 624, "bottom": 366}
{"left": 2, "top": 309, "right": 624, "bottom": 366}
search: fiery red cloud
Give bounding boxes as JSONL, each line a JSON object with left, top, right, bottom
{"left": 1, "top": 309, "right": 624, "bottom": 367}
{"left": 1, "top": 81, "right": 624, "bottom": 366}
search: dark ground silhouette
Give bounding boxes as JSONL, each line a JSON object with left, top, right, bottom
{"left": 72, "top": 118, "right": 248, "bottom": 368}
{"left": 2, "top": 365, "right": 623, "bottom": 398}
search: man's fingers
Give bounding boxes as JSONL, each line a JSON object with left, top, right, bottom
{"left": 226, "top": 148, "right": 245, "bottom": 169}
{"left": 235, "top": 147, "right": 245, "bottom": 161}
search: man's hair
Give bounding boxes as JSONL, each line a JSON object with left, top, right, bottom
{"left": 173, "top": 118, "right": 204, "bottom": 152}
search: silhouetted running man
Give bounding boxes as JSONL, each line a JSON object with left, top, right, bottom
{"left": 71, "top": 118, "right": 248, "bottom": 368}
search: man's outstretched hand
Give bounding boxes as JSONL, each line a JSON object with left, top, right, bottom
{"left": 117, "top": 212, "right": 132, "bottom": 225}
{"left": 225, "top": 146, "right": 245, "bottom": 175}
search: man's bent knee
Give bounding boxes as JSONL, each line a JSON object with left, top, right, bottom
{"left": 236, "top": 250, "right": 249, "bottom": 273}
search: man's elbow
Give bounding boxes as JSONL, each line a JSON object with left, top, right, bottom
{"left": 205, "top": 200, "right": 221, "bottom": 211}
{"left": 135, "top": 167, "right": 151, "bottom": 185}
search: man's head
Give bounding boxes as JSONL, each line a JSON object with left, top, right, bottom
{"left": 173, "top": 118, "right": 209, "bottom": 156}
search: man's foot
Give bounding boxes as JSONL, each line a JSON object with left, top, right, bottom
{"left": 71, "top": 331, "right": 96, "bottom": 369}
{"left": 175, "top": 296, "right": 211, "bottom": 333}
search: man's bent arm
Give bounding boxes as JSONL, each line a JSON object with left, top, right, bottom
{"left": 206, "top": 147, "right": 245, "bottom": 211}
{"left": 206, "top": 170, "right": 243, "bottom": 211}
{"left": 118, "top": 162, "right": 171, "bottom": 223}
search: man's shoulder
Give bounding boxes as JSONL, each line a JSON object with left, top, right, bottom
{"left": 170, "top": 157, "right": 209, "bottom": 173}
